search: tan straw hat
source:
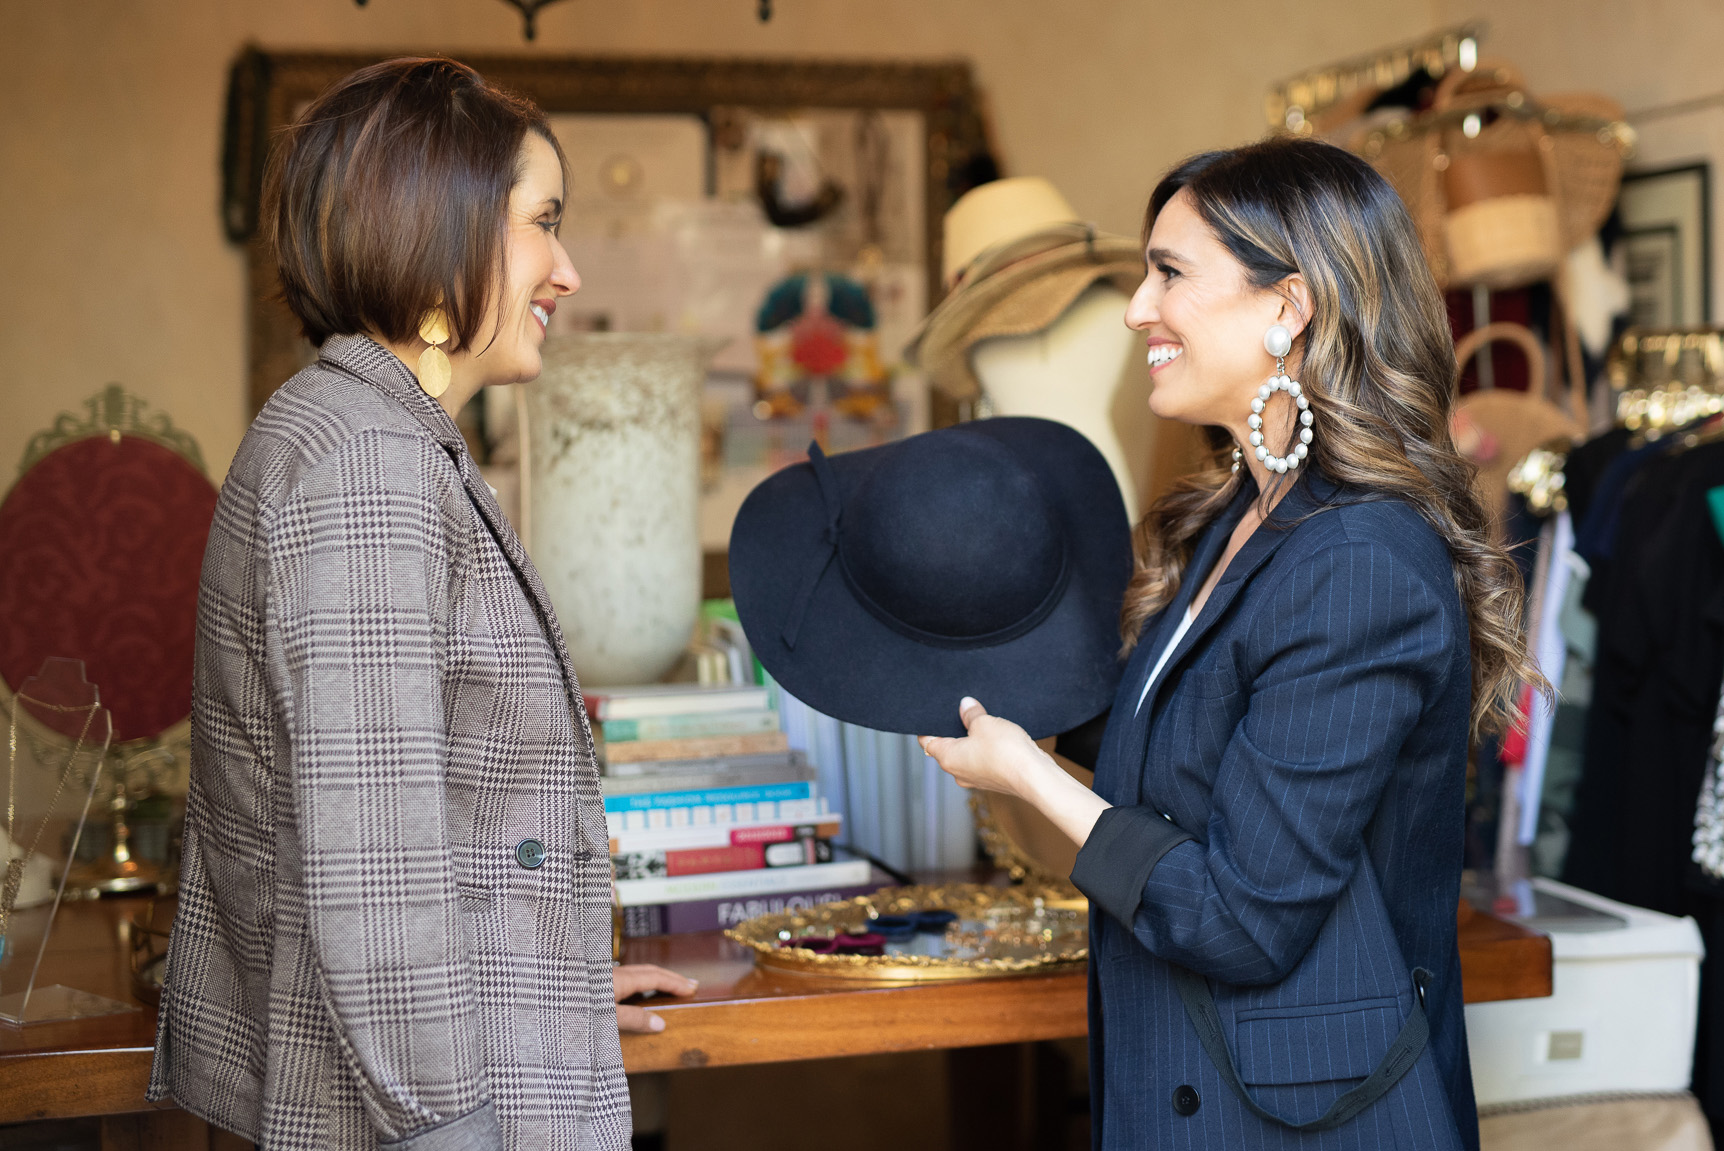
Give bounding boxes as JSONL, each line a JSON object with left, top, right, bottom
{"left": 1357, "top": 60, "right": 1631, "bottom": 290}
{"left": 908, "top": 178, "right": 1145, "bottom": 402}
{"left": 942, "top": 177, "right": 1080, "bottom": 285}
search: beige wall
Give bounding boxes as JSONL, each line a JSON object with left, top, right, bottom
{"left": 0, "top": 0, "right": 1435, "bottom": 481}
{"left": 1432, "top": 0, "right": 1724, "bottom": 319}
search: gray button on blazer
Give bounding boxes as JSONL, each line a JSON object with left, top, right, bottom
{"left": 148, "top": 336, "right": 628, "bottom": 1151}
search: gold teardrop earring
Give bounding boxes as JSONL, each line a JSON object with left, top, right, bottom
{"left": 416, "top": 308, "right": 452, "bottom": 399}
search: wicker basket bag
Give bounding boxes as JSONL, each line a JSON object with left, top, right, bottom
{"left": 1360, "top": 60, "right": 1628, "bottom": 291}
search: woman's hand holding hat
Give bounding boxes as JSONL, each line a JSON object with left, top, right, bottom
{"left": 920, "top": 697, "right": 1046, "bottom": 798}
{"left": 921, "top": 698, "right": 1112, "bottom": 849}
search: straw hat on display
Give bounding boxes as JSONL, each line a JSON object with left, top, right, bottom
{"left": 1358, "top": 60, "right": 1631, "bottom": 289}
{"left": 907, "top": 177, "right": 1146, "bottom": 402}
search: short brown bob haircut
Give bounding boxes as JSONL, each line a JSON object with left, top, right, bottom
{"left": 267, "top": 57, "right": 564, "bottom": 351}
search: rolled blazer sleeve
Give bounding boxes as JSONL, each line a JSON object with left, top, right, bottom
{"left": 1072, "top": 539, "right": 1455, "bottom": 985}
{"left": 261, "top": 428, "right": 500, "bottom": 1150}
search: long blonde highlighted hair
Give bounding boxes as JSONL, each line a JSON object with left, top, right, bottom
{"left": 1121, "top": 138, "right": 1538, "bottom": 738}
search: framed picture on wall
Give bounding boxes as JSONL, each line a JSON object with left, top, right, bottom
{"left": 1618, "top": 163, "right": 1711, "bottom": 326}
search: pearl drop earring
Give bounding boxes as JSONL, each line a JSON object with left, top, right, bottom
{"left": 1240, "top": 324, "right": 1313, "bottom": 476}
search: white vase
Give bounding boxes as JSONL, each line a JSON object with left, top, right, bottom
{"left": 524, "top": 333, "right": 723, "bottom": 687}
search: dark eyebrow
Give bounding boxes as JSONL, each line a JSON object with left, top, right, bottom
{"left": 542, "top": 197, "right": 563, "bottom": 215}
{"left": 1147, "top": 246, "right": 1185, "bottom": 266}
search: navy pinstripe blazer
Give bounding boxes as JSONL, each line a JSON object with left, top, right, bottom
{"left": 1070, "top": 470, "right": 1479, "bottom": 1151}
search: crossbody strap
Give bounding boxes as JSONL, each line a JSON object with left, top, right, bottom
{"left": 1172, "top": 964, "right": 1433, "bottom": 1132}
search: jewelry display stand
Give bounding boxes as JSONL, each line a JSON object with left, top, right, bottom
{"left": 0, "top": 658, "right": 137, "bottom": 1025}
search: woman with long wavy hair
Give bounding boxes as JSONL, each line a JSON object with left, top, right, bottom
{"left": 922, "top": 136, "right": 1537, "bottom": 1150}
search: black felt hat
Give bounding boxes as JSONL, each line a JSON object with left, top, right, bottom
{"left": 728, "top": 417, "right": 1133, "bottom": 739}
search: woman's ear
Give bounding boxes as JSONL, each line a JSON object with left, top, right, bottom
{"left": 1275, "top": 274, "right": 1313, "bottom": 342}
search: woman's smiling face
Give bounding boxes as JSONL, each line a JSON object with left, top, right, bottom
{"left": 1124, "top": 189, "right": 1295, "bottom": 428}
{"left": 468, "top": 131, "right": 580, "bottom": 387}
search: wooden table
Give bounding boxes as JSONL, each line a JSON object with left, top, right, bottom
{"left": 0, "top": 894, "right": 1552, "bottom": 1126}
{"left": 616, "top": 931, "right": 1088, "bottom": 1072}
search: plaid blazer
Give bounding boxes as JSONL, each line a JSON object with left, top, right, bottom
{"left": 149, "top": 336, "right": 630, "bottom": 1151}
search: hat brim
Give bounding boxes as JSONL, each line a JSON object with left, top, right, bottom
{"left": 728, "top": 417, "right": 1132, "bottom": 739}
{"left": 905, "top": 225, "right": 1144, "bottom": 358}
{"left": 905, "top": 237, "right": 1145, "bottom": 402}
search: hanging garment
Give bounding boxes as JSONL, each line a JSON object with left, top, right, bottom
{"left": 1692, "top": 684, "right": 1724, "bottom": 880}
{"left": 1527, "top": 547, "right": 1596, "bottom": 877}
{"left": 1562, "top": 442, "right": 1724, "bottom": 913}
{"left": 1574, "top": 435, "right": 1667, "bottom": 573}
{"left": 1516, "top": 512, "right": 1576, "bottom": 848}
{"left": 1555, "top": 435, "right": 1724, "bottom": 1138}
{"left": 1694, "top": 490, "right": 1724, "bottom": 882}
{"left": 1561, "top": 426, "right": 1633, "bottom": 526}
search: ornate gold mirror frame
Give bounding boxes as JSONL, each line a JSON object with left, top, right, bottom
{"left": 3, "top": 385, "right": 203, "bottom": 776}
{"left": 1, "top": 386, "right": 212, "bottom": 898}
{"left": 223, "top": 48, "right": 995, "bottom": 415}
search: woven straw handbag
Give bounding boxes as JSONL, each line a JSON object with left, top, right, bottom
{"left": 1452, "top": 321, "right": 1584, "bottom": 531}
{"left": 1360, "top": 60, "right": 1627, "bottom": 292}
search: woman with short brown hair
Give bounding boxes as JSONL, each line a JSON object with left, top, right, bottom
{"left": 150, "top": 57, "right": 690, "bottom": 1150}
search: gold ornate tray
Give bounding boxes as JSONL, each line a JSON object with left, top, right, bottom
{"left": 725, "top": 882, "right": 1088, "bottom": 981}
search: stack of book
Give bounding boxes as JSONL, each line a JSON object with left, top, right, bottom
{"left": 588, "top": 682, "right": 880, "bottom": 937}
{"left": 587, "top": 681, "right": 786, "bottom": 768}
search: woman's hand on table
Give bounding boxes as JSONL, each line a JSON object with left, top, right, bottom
{"left": 614, "top": 964, "right": 699, "bottom": 1033}
{"left": 919, "top": 697, "right": 1112, "bottom": 848}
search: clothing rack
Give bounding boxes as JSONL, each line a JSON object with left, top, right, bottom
{"left": 1496, "top": 327, "right": 1724, "bottom": 867}
{"left": 1494, "top": 351, "right": 1724, "bottom": 1127}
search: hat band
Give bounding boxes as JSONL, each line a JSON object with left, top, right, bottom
{"left": 777, "top": 440, "right": 1073, "bottom": 654}
{"left": 779, "top": 442, "right": 845, "bottom": 652}
{"left": 837, "top": 539, "right": 1071, "bottom": 651}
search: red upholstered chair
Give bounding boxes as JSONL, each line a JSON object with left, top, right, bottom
{"left": 0, "top": 385, "right": 218, "bottom": 894}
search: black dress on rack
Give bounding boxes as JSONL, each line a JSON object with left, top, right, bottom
{"left": 1560, "top": 437, "right": 1724, "bottom": 1131}
{"left": 1564, "top": 441, "right": 1724, "bottom": 908}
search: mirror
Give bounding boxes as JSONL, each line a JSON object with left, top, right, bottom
{"left": 223, "top": 49, "right": 997, "bottom": 418}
